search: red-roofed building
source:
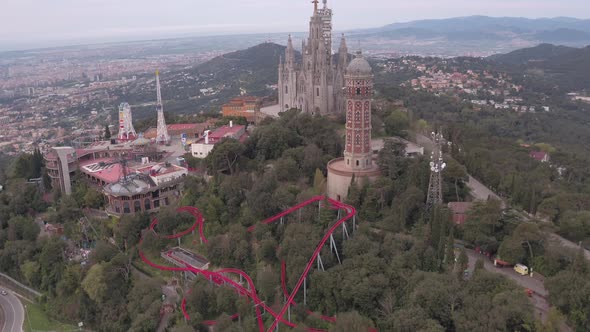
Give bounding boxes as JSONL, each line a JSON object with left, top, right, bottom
{"left": 448, "top": 202, "right": 474, "bottom": 225}
{"left": 222, "top": 97, "right": 262, "bottom": 124}
{"left": 103, "top": 162, "right": 188, "bottom": 216}
{"left": 529, "top": 151, "right": 550, "bottom": 163}
{"left": 144, "top": 123, "right": 208, "bottom": 140}
{"left": 190, "top": 122, "right": 248, "bottom": 158}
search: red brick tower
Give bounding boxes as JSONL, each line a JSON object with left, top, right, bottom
{"left": 344, "top": 51, "right": 373, "bottom": 170}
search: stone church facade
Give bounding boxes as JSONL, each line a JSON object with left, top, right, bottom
{"left": 278, "top": 0, "right": 349, "bottom": 115}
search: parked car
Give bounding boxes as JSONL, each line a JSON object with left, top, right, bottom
{"left": 514, "top": 263, "right": 529, "bottom": 276}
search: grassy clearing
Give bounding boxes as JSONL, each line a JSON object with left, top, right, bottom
{"left": 22, "top": 302, "right": 77, "bottom": 332}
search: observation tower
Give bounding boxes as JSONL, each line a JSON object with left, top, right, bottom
{"left": 327, "top": 51, "right": 380, "bottom": 201}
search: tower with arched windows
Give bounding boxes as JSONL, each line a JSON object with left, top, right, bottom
{"left": 343, "top": 51, "right": 373, "bottom": 170}
{"left": 327, "top": 51, "right": 380, "bottom": 201}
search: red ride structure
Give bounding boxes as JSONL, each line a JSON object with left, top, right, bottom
{"left": 139, "top": 196, "right": 364, "bottom": 331}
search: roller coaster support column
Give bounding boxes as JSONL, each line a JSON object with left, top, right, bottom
{"left": 353, "top": 214, "right": 356, "bottom": 232}
{"left": 342, "top": 222, "right": 349, "bottom": 240}
{"left": 304, "top": 277, "right": 307, "bottom": 306}
{"left": 330, "top": 234, "right": 342, "bottom": 264}
{"left": 317, "top": 254, "right": 325, "bottom": 271}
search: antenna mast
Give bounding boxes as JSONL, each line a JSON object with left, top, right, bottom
{"left": 426, "top": 130, "right": 446, "bottom": 211}
{"left": 155, "top": 70, "right": 170, "bottom": 144}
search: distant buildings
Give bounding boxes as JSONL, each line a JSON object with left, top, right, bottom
{"left": 221, "top": 97, "right": 262, "bottom": 124}
{"left": 191, "top": 122, "right": 247, "bottom": 159}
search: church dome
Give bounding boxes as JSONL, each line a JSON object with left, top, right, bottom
{"left": 346, "top": 51, "right": 372, "bottom": 76}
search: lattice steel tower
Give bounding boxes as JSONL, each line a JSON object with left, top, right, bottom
{"left": 426, "top": 131, "right": 446, "bottom": 210}
{"left": 155, "top": 70, "right": 170, "bottom": 144}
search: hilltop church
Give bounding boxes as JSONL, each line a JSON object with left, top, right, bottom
{"left": 278, "top": 0, "right": 349, "bottom": 115}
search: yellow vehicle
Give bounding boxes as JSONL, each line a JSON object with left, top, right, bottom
{"left": 514, "top": 263, "right": 529, "bottom": 276}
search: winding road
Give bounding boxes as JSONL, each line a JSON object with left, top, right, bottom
{"left": 0, "top": 288, "right": 24, "bottom": 332}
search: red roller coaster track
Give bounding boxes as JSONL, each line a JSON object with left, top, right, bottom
{"left": 139, "top": 196, "right": 361, "bottom": 331}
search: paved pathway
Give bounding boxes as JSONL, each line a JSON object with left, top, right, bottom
{"left": 466, "top": 251, "right": 548, "bottom": 315}
{"left": 466, "top": 176, "right": 506, "bottom": 208}
{"left": 0, "top": 288, "right": 24, "bottom": 332}
{"left": 548, "top": 233, "right": 590, "bottom": 261}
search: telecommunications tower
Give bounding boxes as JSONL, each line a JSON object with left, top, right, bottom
{"left": 117, "top": 102, "right": 137, "bottom": 141}
{"left": 426, "top": 130, "right": 446, "bottom": 210}
{"left": 155, "top": 70, "right": 170, "bottom": 144}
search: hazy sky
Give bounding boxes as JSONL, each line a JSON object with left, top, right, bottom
{"left": 1, "top": 0, "right": 589, "bottom": 46}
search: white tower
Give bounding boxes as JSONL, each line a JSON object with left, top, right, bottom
{"left": 117, "top": 102, "right": 137, "bottom": 141}
{"left": 155, "top": 70, "right": 170, "bottom": 144}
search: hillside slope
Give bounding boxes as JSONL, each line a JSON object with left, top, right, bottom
{"left": 193, "top": 42, "right": 288, "bottom": 96}
{"left": 488, "top": 44, "right": 579, "bottom": 65}
{"left": 488, "top": 44, "right": 590, "bottom": 91}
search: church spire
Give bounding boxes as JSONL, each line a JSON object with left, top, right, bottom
{"left": 312, "top": 0, "right": 319, "bottom": 12}
{"left": 339, "top": 34, "right": 348, "bottom": 53}
{"left": 286, "top": 34, "right": 295, "bottom": 68}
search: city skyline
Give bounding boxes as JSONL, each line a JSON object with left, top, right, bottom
{"left": 1, "top": 0, "right": 589, "bottom": 51}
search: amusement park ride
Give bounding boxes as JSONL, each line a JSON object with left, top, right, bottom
{"left": 139, "top": 197, "right": 375, "bottom": 332}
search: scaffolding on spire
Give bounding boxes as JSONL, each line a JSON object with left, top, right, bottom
{"left": 117, "top": 102, "right": 137, "bottom": 141}
{"left": 155, "top": 70, "right": 170, "bottom": 144}
{"left": 426, "top": 130, "right": 446, "bottom": 210}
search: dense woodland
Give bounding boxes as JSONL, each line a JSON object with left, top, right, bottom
{"left": 1, "top": 103, "right": 589, "bottom": 331}
{"left": 2, "top": 45, "right": 590, "bottom": 330}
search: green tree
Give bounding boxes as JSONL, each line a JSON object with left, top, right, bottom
{"left": 104, "top": 124, "right": 111, "bottom": 139}
{"left": 81, "top": 263, "right": 108, "bottom": 303}
{"left": 330, "top": 311, "right": 375, "bottom": 332}
{"left": 206, "top": 138, "right": 245, "bottom": 175}
{"left": 313, "top": 168, "right": 326, "bottom": 194}
{"left": 20, "top": 260, "right": 41, "bottom": 287}
{"left": 384, "top": 110, "right": 410, "bottom": 137}
{"left": 377, "top": 138, "right": 407, "bottom": 180}
{"left": 456, "top": 248, "right": 468, "bottom": 280}
{"left": 83, "top": 188, "right": 104, "bottom": 208}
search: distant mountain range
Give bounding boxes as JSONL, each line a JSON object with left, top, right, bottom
{"left": 488, "top": 43, "right": 581, "bottom": 65}
{"left": 350, "top": 16, "right": 590, "bottom": 56}
{"left": 489, "top": 43, "right": 590, "bottom": 90}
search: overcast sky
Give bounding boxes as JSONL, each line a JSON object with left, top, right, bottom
{"left": 1, "top": 0, "right": 589, "bottom": 48}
